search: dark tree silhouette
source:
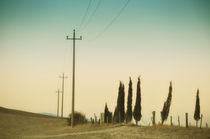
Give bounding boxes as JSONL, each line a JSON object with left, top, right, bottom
{"left": 133, "top": 77, "right": 142, "bottom": 125}
{"left": 194, "top": 89, "right": 200, "bottom": 127}
{"left": 104, "top": 103, "right": 109, "bottom": 123}
{"left": 104, "top": 103, "right": 112, "bottom": 123}
{"left": 113, "top": 82, "right": 122, "bottom": 123}
{"left": 113, "top": 106, "right": 119, "bottom": 123}
{"left": 114, "top": 82, "right": 125, "bottom": 123}
{"left": 116, "top": 82, "right": 122, "bottom": 122}
{"left": 120, "top": 83, "right": 125, "bottom": 122}
{"left": 161, "top": 81, "right": 172, "bottom": 124}
{"left": 126, "top": 77, "right": 133, "bottom": 123}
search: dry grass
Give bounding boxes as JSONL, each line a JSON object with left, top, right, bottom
{"left": 0, "top": 107, "right": 210, "bottom": 139}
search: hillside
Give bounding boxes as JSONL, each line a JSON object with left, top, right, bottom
{"left": 0, "top": 107, "right": 57, "bottom": 118}
{"left": 0, "top": 107, "right": 68, "bottom": 138}
{"left": 0, "top": 107, "right": 210, "bottom": 139}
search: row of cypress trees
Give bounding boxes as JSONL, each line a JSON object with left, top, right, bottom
{"left": 104, "top": 78, "right": 201, "bottom": 126}
{"left": 107, "top": 77, "right": 142, "bottom": 125}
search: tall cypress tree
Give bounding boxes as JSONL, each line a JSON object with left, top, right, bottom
{"left": 194, "top": 89, "right": 200, "bottom": 127}
{"left": 133, "top": 77, "right": 142, "bottom": 125}
{"left": 114, "top": 81, "right": 125, "bottom": 123}
{"left": 126, "top": 77, "right": 133, "bottom": 123}
{"left": 114, "top": 82, "right": 122, "bottom": 123}
{"left": 161, "top": 81, "right": 172, "bottom": 124}
{"left": 104, "top": 103, "right": 108, "bottom": 123}
{"left": 117, "top": 82, "right": 122, "bottom": 122}
{"left": 113, "top": 106, "right": 118, "bottom": 123}
{"left": 121, "top": 83, "right": 125, "bottom": 122}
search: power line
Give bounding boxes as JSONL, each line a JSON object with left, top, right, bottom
{"left": 78, "top": 0, "right": 93, "bottom": 31}
{"left": 80, "top": 0, "right": 102, "bottom": 32}
{"left": 91, "top": 0, "right": 131, "bottom": 41}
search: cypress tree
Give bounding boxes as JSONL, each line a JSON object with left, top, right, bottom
{"left": 114, "top": 82, "right": 122, "bottom": 123}
{"left": 114, "top": 81, "right": 125, "bottom": 123}
{"left": 161, "top": 81, "right": 172, "bottom": 124}
{"left": 120, "top": 84, "right": 125, "bottom": 122}
{"left": 104, "top": 103, "right": 112, "bottom": 123}
{"left": 104, "top": 103, "right": 108, "bottom": 123}
{"left": 194, "top": 89, "right": 200, "bottom": 127}
{"left": 133, "top": 77, "right": 142, "bottom": 125}
{"left": 117, "top": 82, "right": 122, "bottom": 122}
{"left": 113, "top": 106, "right": 118, "bottom": 123}
{"left": 126, "top": 77, "right": 133, "bottom": 123}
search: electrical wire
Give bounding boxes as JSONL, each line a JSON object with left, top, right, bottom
{"left": 78, "top": 0, "right": 93, "bottom": 31}
{"left": 90, "top": 0, "right": 131, "bottom": 41}
{"left": 80, "top": 0, "right": 102, "bottom": 32}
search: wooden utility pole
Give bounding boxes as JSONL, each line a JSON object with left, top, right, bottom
{"left": 56, "top": 89, "right": 61, "bottom": 117}
{"left": 170, "top": 116, "right": 173, "bottom": 126}
{"left": 94, "top": 113, "right": 97, "bottom": 124}
{"left": 152, "top": 111, "right": 156, "bottom": 125}
{"left": 186, "top": 113, "right": 188, "bottom": 128}
{"left": 178, "top": 115, "right": 180, "bottom": 126}
{"left": 66, "top": 29, "right": 82, "bottom": 127}
{"left": 200, "top": 114, "right": 203, "bottom": 128}
{"left": 59, "top": 73, "right": 67, "bottom": 118}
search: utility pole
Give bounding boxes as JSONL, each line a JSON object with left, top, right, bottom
{"left": 59, "top": 73, "right": 68, "bottom": 118}
{"left": 56, "top": 89, "right": 61, "bottom": 117}
{"left": 186, "top": 113, "right": 188, "bottom": 128}
{"left": 66, "top": 29, "right": 82, "bottom": 127}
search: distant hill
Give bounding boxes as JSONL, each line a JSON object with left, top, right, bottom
{"left": 0, "top": 106, "right": 56, "bottom": 118}
{"left": 39, "top": 112, "right": 57, "bottom": 117}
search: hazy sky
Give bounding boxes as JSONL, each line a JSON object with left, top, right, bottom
{"left": 0, "top": 0, "right": 210, "bottom": 125}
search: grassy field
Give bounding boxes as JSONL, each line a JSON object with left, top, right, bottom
{"left": 0, "top": 107, "right": 210, "bottom": 139}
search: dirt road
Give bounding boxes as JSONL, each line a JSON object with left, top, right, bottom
{"left": 22, "top": 125, "right": 210, "bottom": 139}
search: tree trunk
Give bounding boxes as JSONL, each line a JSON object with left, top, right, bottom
{"left": 196, "top": 120, "right": 198, "bottom": 127}
{"left": 136, "top": 121, "right": 138, "bottom": 125}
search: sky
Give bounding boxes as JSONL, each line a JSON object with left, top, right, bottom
{"left": 0, "top": 0, "right": 210, "bottom": 126}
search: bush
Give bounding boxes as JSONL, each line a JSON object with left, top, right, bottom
{"left": 68, "top": 111, "right": 87, "bottom": 125}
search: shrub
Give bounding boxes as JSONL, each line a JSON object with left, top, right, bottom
{"left": 68, "top": 111, "right": 87, "bottom": 125}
